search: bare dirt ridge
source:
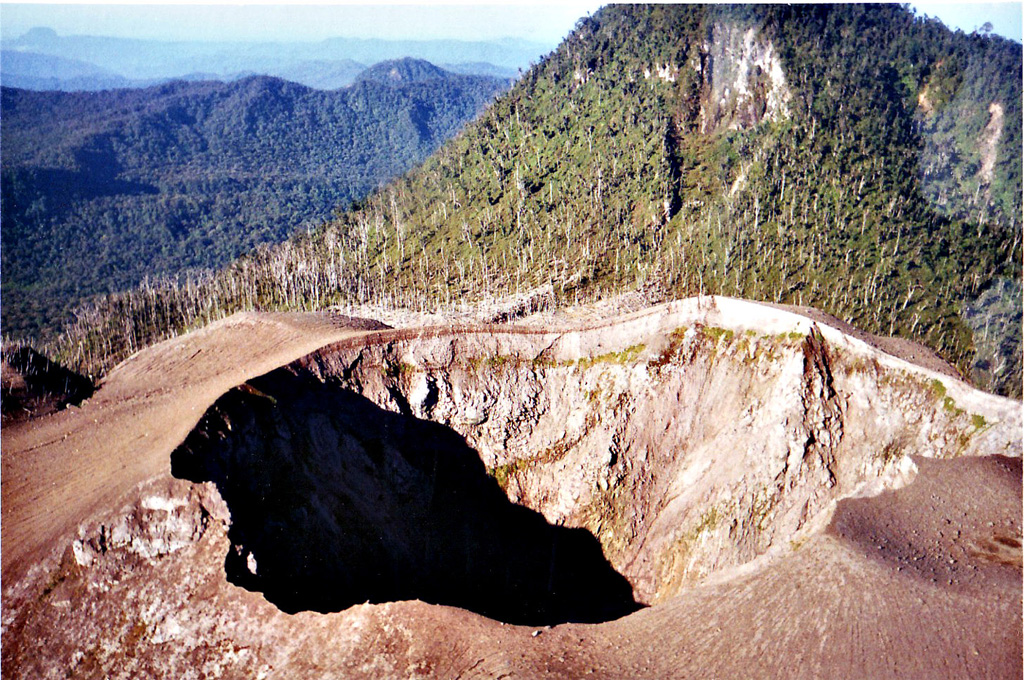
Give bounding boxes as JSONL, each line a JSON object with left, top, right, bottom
{"left": 2, "top": 297, "right": 1021, "bottom": 678}
{"left": 2, "top": 310, "right": 384, "bottom": 584}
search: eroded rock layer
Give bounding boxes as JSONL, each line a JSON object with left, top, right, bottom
{"left": 279, "top": 299, "right": 1018, "bottom": 606}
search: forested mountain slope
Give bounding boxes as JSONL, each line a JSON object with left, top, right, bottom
{"left": 356, "top": 57, "right": 451, "bottom": 84}
{"left": 27, "top": 4, "right": 1024, "bottom": 397}
{"left": 1, "top": 65, "right": 509, "bottom": 336}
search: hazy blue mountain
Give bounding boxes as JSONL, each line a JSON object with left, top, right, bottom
{"left": 263, "top": 59, "right": 366, "bottom": 90}
{"left": 0, "top": 52, "right": 512, "bottom": 93}
{"left": 315, "top": 36, "right": 551, "bottom": 71}
{"left": 4, "top": 28, "right": 251, "bottom": 80}
{"left": 441, "top": 62, "right": 518, "bottom": 79}
{"left": 0, "top": 49, "right": 258, "bottom": 91}
{"left": 0, "top": 49, "right": 131, "bottom": 90}
{"left": 2, "top": 27, "right": 550, "bottom": 82}
{"left": 356, "top": 57, "right": 452, "bottom": 85}
{"left": 1, "top": 48, "right": 115, "bottom": 80}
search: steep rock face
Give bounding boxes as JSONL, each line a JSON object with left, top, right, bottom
{"left": 979, "top": 101, "right": 1005, "bottom": 187}
{"left": 293, "top": 301, "right": 1015, "bottom": 606}
{"left": 697, "top": 22, "right": 792, "bottom": 133}
{"left": 175, "top": 299, "right": 1019, "bottom": 609}
{"left": 170, "top": 372, "right": 640, "bottom": 625}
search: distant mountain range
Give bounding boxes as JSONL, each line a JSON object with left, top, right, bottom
{"left": 33, "top": 3, "right": 1019, "bottom": 400}
{"left": 6, "top": 6, "right": 1022, "bottom": 401}
{"left": 0, "top": 27, "right": 532, "bottom": 91}
{"left": 1, "top": 59, "right": 510, "bottom": 337}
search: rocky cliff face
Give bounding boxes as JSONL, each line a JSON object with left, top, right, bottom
{"left": 697, "top": 22, "right": 792, "bottom": 134}
{"left": 271, "top": 298, "right": 1015, "bottom": 606}
{"left": 2, "top": 298, "right": 1019, "bottom": 677}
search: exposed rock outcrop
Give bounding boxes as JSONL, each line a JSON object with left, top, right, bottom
{"left": 277, "top": 299, "right": 1015, "bottom": 606}
{"left": 697, "top": 22, "right": 792, "bottom": 134}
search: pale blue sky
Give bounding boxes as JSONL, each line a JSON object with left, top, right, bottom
{"left": 1, "top": 3, "right": 1020, "bottom": 45}
{"left": 0, "top": 3, "right": 606, "bottom": 45}
{"left": 912, "top": 2, "right": 1022, "bottom": 42}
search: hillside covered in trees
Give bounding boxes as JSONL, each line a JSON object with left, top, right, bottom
{"left": 1, "top": 62, "right": 510, "bottom": 337}
{"left": 16, "top": 4, "right": 1024, "bottom": 397}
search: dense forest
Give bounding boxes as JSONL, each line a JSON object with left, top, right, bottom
{"left": 11, "top": 4, "right": 1023, "bottom": 398}
{"left": 1, "top": 61, "right": 510, "bottom": 337}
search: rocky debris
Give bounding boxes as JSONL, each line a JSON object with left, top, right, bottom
{"left": 830, "top": 454, "right": 1022, "bottom": 589}
{"left": 698, "top": 22, "right": 792, "bottom": 134}
{"left": 70, "top": 478, "right": 227, "bottom": 567}
{"left": 979, "top": 102, "right": 1005, "bottom": 189}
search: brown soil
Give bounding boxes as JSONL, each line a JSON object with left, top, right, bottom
{"left": 1, "top": 311, "right": 384, "bottom": 584}
{"left": 326, "top": 456, "right": 1021, "bottom": 679}
{"left": 1, "top": 347, "right": 94, "bottom": 423}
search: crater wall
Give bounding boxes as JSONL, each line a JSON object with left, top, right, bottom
{"left": 288, "top": 300, "right": 1016, "bottom": 604}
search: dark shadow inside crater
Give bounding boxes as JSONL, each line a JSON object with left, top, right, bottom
{"left": 171, "top": 367, "right": 641, "bottom": 626}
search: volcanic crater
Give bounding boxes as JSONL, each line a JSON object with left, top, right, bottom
{"left": 2, "top": 298, "right": 1021, "bottom": 678}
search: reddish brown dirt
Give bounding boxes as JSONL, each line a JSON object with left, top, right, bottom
{"left": 334, "top": 456, "right": 1020, "bottom": 679}
{"left": 238, "top": 455, "right": 1020, "bottom": 678}
{"left": 1, "top": 312, "right": 380, "bottom": 584}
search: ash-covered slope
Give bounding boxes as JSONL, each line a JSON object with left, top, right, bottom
{"left": 2, "top": 298, "right": 1020, "bottom": 677}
